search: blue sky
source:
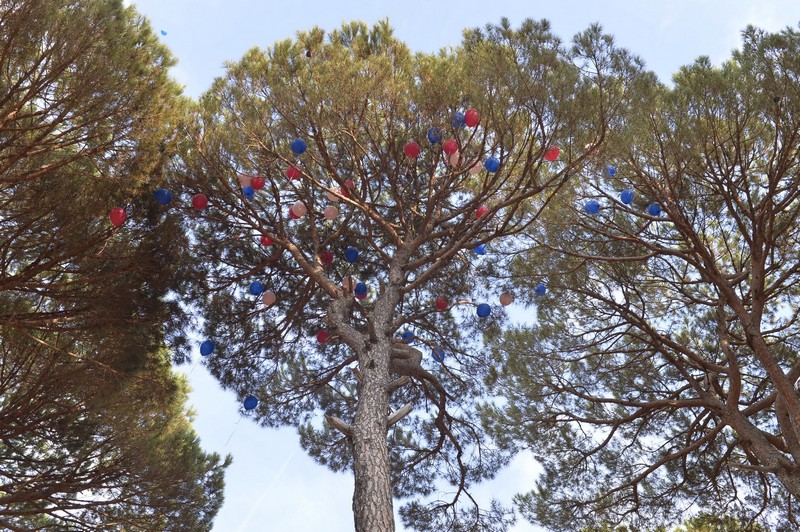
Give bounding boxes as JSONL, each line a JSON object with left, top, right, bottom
{"left": 128, "top": 1, "right": 800, "bottom": 530}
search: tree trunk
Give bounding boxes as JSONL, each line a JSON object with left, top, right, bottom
{"left": 351, "top": 340, "right": 395, "bottom": 532}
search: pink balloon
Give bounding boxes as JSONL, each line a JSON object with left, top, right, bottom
{"left": 291, "top": 201, "right": 307, "bottom": 217}
{"left": 262, "top": 291, "right": 276, "bottom": 306}
{"left": 500, "top": 292, "right": 514, "bottom": 306}
{"left": 238, "top": 174, "right": 252, "bottom": 187}
{"left": 469, "top": 161, "right": 483, "bottom": 174}
{"left": 323, "top": 205, "right": 338, "bottom": 220}
{"left": 449, "top": 151, "right": 460, "bottom": 166}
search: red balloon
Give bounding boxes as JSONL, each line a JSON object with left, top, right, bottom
{"left": 260, "top": 235, "right": 273, "bottom": 246}
{"left": 341, "top": 180, "right": 355, "bottom": 198}
{"left": 286, "top": 165, "right": 301, "bottom": 179}
{"left": 319, "top": 250, "right": 334, "bottom": 264}
{"left": 251, "top": 177, "right": 265, "bottom": 190}
{"left": 443, "top": 139, "right": 458, "bottom": 155}
{"left": 435, "top": 296, "right": 448, "bottom": 311}
{"left": 109, "top": 207, "right": 126, "bottom": 227}
{"left": 465, "top": 109, "right": 480, "bottom": 127}
{"left": 544, "top": 146, "right": 560, "bottom": 161}
{"left": 192, "top": 194, "right": 208, "bottom": 210}
{"left": 316, "top": 330, "right": 331, "bottom": 344}
{"left": 404, "top": 141, "right": 421, "bottom": 158}
{"left": 476, "top": 205, "right": 489, "bottom": 218}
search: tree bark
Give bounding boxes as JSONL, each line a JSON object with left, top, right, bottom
{"left": 351, "top": 340, "right": 395, "bottom": 532}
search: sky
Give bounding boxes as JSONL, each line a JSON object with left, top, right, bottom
{"left": 125, "top": 1, "right": 800, "bottom": 530}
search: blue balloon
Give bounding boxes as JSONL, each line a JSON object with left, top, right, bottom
{"left": 401, "top": 331, "right": 416, "bottom": 344}
{"left": 249, "top": 281, "right": 264, "bottom": 296}
{"left": 484, "top": 157, "right": 500, "bottom": 173}
{"left": 242, "top": 186, "right": 255, "bottom": 198}
{"left": 648, "top": 203, "right": 662, "bottom": 216}
{"left": 473, "top": 244, "right": 487, "bottom": 256}
{"left": 432, "top": 347, "right": 445, "bottom": 362}
{"left": 620, "top": 189, "right": 634, "bottom": 205}
{"left": 200, "top": 340, "right": 214, "bottom": 357}
{"left": 451, "top": 112, "right": 466, "bottom": 128}
{"left": 427, "top": 127, "right": 442, "bottom": 144}
{"left": 160, "top": 30, "right": 167, "bottom": 36}
{"left": 243, "top": 395, "right": 259, "bottom": 411}
{"left": 606, "top": 164, "right": 616, "bottom": 177}
{"left": 290, "top": 138, "right": 307, "bottom": 155}
{"left": 153, "top": 188, "right": 172, "bottom": 205}
{"left": 535, "top": 283, "right": 547, "bottom": 297}
{"left": 584, "top": 200, "right": 600, "bottom": 214}
{"left": 354, "top": 282, "right": 367, "bottom": 297}
{"left": 476, "top": 303, "right": 491, "bottom": 318}
{"left": 344, "top": 247, "right": 359, "bottom": 263}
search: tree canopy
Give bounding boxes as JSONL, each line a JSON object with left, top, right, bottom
{"left": 484, "top": 23, "right": 800, "bottom": 531}
{"left": 177, "top": 17, "right": 644, "bottom": 531}
{"left": 0, "top": 0, "right": 227, "bottom": 528}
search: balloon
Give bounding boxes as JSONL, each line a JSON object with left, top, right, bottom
{"left": 585, "top": 200, "right": 600, "bottom": 214}
{"left": 476, "top": 303, "right": 491, "bottom": 318}
{"left": 435, "top": 296, "right": 448, "bottom": 311}
{"left": 449, "top": 151, "right": 460, "bottom": 166}
{"left": 484, "top": 157, "right": 500, "bottom": 173}
{"left": 401, "top": 331, "right": 416, "bottom": 344}
{"left": 291, "top": 201, "right": 307, "bottom": 217}
{"left": 451, "top": 111, "right": 466, "bottom": 128}
{"left": 465, "top": 109, "right": 480, "bottom": 127}
{"left": 500, "top": 292, "right": 514, "bottom": 306}
{"left": 289, "top": 209, "right": 299, "bottom": 219}
{"left": 153, "top": 189, "right": 172, "bottom": 205}
{"left": 344, "top": 246, "right": 359, "bottom": 263}
{"left": 535, "top": 283, "right": 547, "bottom": 297}
{"left": 160, "top": 30, "right": 167, "bottom": 36}
{"left": 260, "top": 235, "right": 273, "bottom": 246}
{"left": 291, "top": 138, "right": 307, "bottom": 155}
{"left": 319, "top": 250, "right": 334, "bottom": 264}
{"left": 342, "top": 276, "right": 356, "bottom": 291}
{"left": 473, "top": 243, "right": 487, "bottom": 255}
{"left": 476, "top": 205, "right": 489, "bottom": 218}
{"left": 620, "top": 189, "right": 634, "bottom": 205}
{"left": 326, "top": 189, "right": 340, "bottom": 202}
{"left": 200, "top": 340, "right": 214, "bottom": 357}
{"left": 648, "top": 203, "right": 662, "bottom": 216}
{"left": 109, "top": 207, "right": 126, "bottom": 227}
{"left": 323, "top": 205, "right": 338, "bottom": 220}
{"left": 192, "top": 194, "right": 208, "bottom": 210}
{"left": 238, "top": 174, "right": 252, "bottom": 187}
{"left": 316, "top": 330, "right": 330, "bottom": 344}
{"left": 243, "top": 186, "right": 255, "bottom": 199}
{"left": 404, "top": 141, "right": 421, "bottom": 158}
{"left": 443, "top": 139, "right": 458, "bottom": 155}
{"left": 286, "top": 165, "right": 301, "bottom": 179}
{"left": 243, "top": 395, "right": 259, "bottom": 411}
{"left": 432, "top": 347, "right": 445, "bottom": 362}
{"left": 469, "top": 161, "right": 483, "bottom": 174}
{"left": 262, "top": 291, "right": 276, "bottom": 306}
{"left": 427, "top": 127, "right": 442, "bottom": 144}
{"left": 342, "top": 180, "right": 355, "bottom": 198}
{"left": 606, "top": 164, "right": 616, "bottom": 177}
{"left": 249, "top": 281, "right": 264, "bottom": 296}
{"left": 354, "top": 282, "right": 367, "bottom": 298}
{"left": 544, "top": 146, "right": 560, "bottom": 161}
{"left": 251, "top": 177, "right": 265, "bottom": 190}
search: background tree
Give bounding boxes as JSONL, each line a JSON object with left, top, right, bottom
{"left": 0, "top": 0, "right": 227, "bottom": 528}
{"left": 484, "top": 24, "right": 800, "bottom": 531}
{"left": 178, "top": 18, "right": 644, "bottom": 530}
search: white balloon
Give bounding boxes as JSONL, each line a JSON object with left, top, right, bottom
{"left": 469, "top": 161, "right": 482, "bottom": 174}
{"left": 262, "top": 291, "right": 276, "bottom": 306}
{"left": 449, "top": 151, "right": 460, "bottom": 166}
{"left": 291, "top": 201, "right": 307, "bottom": 217}
{"left": 500, "top": 292, "right": 514, "bottom": 306}
{"left": 238, "top": 174, "right": 252, "bottom": 187}
{"left": 326, "top": 189, "right": 340, "bottom": 202}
